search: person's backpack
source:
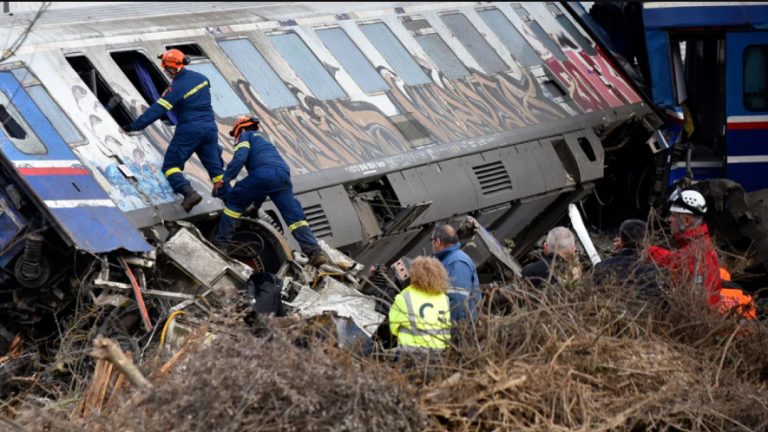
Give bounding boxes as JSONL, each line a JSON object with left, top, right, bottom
{"left": 246, "top": 272, "right": 286, "bottom": 317}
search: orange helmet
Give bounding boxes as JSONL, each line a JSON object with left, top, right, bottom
{"left": 229, "top": 116, "right": 260, "bottom": 141}
{"left": 158, "top": 49, "right": 190, "bottom": 73}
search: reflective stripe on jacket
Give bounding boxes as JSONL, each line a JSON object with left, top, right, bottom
{"left": 388, "top": 285, "right": 451, "bottom": 350}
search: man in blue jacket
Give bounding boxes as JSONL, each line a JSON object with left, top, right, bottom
{"left": 431, "top": 224, "right": 481, "bottom": 322}
{"left": 125, "top": 49, "right": 225, "bottom": 212}
{"left": 213, "top": 116, "right": 329, "bottom": 267}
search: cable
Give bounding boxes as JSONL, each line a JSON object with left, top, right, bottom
{"left": 0, "top": 2, "right": 51, "bottom": 64}
{"left": 159, "top": 310, "right": 186, "bottom": 346}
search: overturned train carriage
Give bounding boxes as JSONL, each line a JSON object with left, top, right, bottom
{"left": 0, "top": 2, "right": 658, "bottom": 291}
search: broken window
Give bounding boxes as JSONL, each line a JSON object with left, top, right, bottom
{"left": 269, "top": 32, "right": 347, "bottom": 100}
{"left": 744, "top": 45, "right": 768, "bottom": 112}
{"left": 440, "top": 13, "right": 508, "bottom": 74}
{"left": 545, "top": 3, "right": 596, "bottom": 56}
{"left": 163, "top": 42, "right": 250, "bottom": 119}
{"left": 64, "top": 54, "right": 134, "bottom": 128}
{"left": 0, "top": 90, "right": 46, "bottom": 154}
{"left": 359, "top": 22, "right": 431, "bottom": 86}
{"left": 218, "top": 38, "right": 298, "bottom": 109}
{"left": 110, "top": 50, "right": 176, "bottom": 125}
{"left": 165, "top": 43, "right": 206, "bottom": 58}
{"left": 11, "top": 68, "right": 86, "bottom": 147}
{"left": 316, "top": 27, "right": 389, "bottom": 94}
{"left": 478, "top": 8, "right": 541, "bottom": 68}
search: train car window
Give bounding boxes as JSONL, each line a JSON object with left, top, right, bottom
{"left": 744, "top": 45, "right": 768, "bottom": 112}
{"left": 165, "top": 43, "right": 206, "bottom": 58}
{"left": 218, "top": 38, "right": 298, "bottom": 109}
{"left": 11, "top": 68, "right": 87, "bottom": 147}
{"left": 514, "top": 5, "right": 568, "bottom": 62}
{"left": 0, "top": 91, "right": 46, "bottom": 154}
{"left": 478, "top": 8, "right": 541, "bottom": 68}
{"left": 110, "top": 50, "right": 175, "bottom": 125}
{"left": 414, "top": 33, "right": 470, "bottom": 79}
{"left": 545, "top": 3, "right": 596, "bottom": 56}
{"left": 269, "top": 32, "right": 347, "bottom": 100}
{"left": 359, "top": 22, "right": 431, "bottom": 86}
{"left": 64, "top": 54, "right": 134, "bottom": 128}
{"left": 316, "top": 27, "right": 389, "bottom": 94}
{"left": 439, "top": 13, "right": 508, "bottom": 74}
{"left": 162, "top": 42, "right": 249, "bottom": 118}
{"left": 185, "top": 62, "right": 250, "bottom": 119}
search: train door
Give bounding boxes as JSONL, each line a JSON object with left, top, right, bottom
{"left": 725, "top": 32, "right": 768, "bottom": 191}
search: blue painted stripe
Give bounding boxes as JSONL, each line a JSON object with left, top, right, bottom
{"left": 726, "top": 130, "right": 768, "bottom": 156}
{"left": 50, "top": 207, "right": 151, "bottom": 253}
{"left": 23, "top": 174, "right": 111, "bottom": 201}
{"left": 727, "top": 162, "right": 768, "bottom": 192}
{"left": 644, "top": 6, "right": 768, "bottom": 29}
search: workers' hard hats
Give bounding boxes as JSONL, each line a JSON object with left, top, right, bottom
{"left": 669, "top": 188, "right": 707, "bottom": 216}
{"left": 229, "top": 116, "right": 260, "bottom": 140}
{"left": 158, "top": 49, "right": 190, "bottom": 73}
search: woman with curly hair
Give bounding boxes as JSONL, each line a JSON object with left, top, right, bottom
{"left": 388, "top": 256, "right": 452, "bottom": 352}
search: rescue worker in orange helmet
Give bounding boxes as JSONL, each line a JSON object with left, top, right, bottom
{"left": 213, "top": 116, "right": 329, "bottom": 267}
{"left": 125, "top": 49, "right": 227, "bottom": 212}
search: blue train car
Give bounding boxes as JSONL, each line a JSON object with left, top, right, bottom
{"left": 585, "top": 1, "right": 768, "bottom": 191}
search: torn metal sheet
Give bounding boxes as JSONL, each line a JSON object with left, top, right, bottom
{"left": 460, "top": 216, "right": 523, "bottom": 277}
{"left": 286, "top": 276, "right": 385, "bottom": 337}
{"left": 318, "top": 239, "right": 364, "bottom": 275}
{"left": 161, "top": 223, "right": 253, "bottom": 299}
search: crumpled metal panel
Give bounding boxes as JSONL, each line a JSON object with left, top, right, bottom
{"left": 287, "top": 276, "right": 385, "bottom": 337}
{"left": 161, "top": 224, "right": 253, "bottom": 298}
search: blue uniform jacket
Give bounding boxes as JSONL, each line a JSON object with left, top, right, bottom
{"left": 223, "top": 131, "right": 289, "bottom": 183}
{"left": 130, "top": 68, "right": 215, "bottom": 131}
{"left": 435, "top": 243, "right": 481, "bottom": 321}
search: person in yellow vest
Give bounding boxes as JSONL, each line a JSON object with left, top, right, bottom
{"left": 388, "top": 256, "right": 452, "bottom": 352}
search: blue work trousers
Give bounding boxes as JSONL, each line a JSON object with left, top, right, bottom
{"left": 215, "top": 166, "right": 320, "bottom": 254}
{"left": 162, "top": 124, "right": 224, "bottom": 194}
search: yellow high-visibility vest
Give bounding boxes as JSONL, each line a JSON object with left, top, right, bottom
{"left": 388, "top": 285, "right": 451, "bottom": 350}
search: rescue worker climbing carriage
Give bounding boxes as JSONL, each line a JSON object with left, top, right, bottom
{"left": 124, "top": 48, "right": 226, "bottom": 213}
{"left": 213, "top": 116, "right": 329, "bottom": 267}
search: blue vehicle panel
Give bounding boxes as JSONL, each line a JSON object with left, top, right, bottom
{"left": 725, "top": 32, "right": 768, "bottom": 191}
{"left": 0, "top": 71, "right": 151, "bottom": 253}
{"left": 644, "top": 4, "right": 768, "bottom": 30}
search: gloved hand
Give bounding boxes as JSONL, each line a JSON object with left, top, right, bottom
{"left": 212, "top": 180, "right": 225, "bottom": 199}
{"left": 121, "top": 124, "right": 134, "bottom": 133}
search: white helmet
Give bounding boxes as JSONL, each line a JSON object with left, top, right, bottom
{"left": 669, "top": 189, "right": 707, "bottom": 216}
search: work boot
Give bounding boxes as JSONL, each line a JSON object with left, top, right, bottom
{"left": 307, "top": 250, "right": 330, "bottom": 267}
{"left": 181, "top": 186, "right": 203, "bottom": 213}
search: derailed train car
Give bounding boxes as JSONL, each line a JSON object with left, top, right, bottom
{"left": 0, "top": 3, "right": 658, "bottom": 300}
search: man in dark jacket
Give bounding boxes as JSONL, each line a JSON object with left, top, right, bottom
{"left": 213, "top": 116, "right": 329, "bottom": 267}
{"left": 593, "top": 219, "right": 661, "bottom": 298}
{"left": 432, "top": 224, "right": 480, "bottom": 322}
{"left": 126, "top": 49, "right": 225, "bottom": 212}
{"left": 522, "top": 226, "right": 581, "bottom": 288}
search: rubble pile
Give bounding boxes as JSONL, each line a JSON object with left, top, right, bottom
{"left": 3, "top": 219, "right": 768, "bottom": 431}
{"left": 14, "top": 321, "right": 426, "bottom": 432}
